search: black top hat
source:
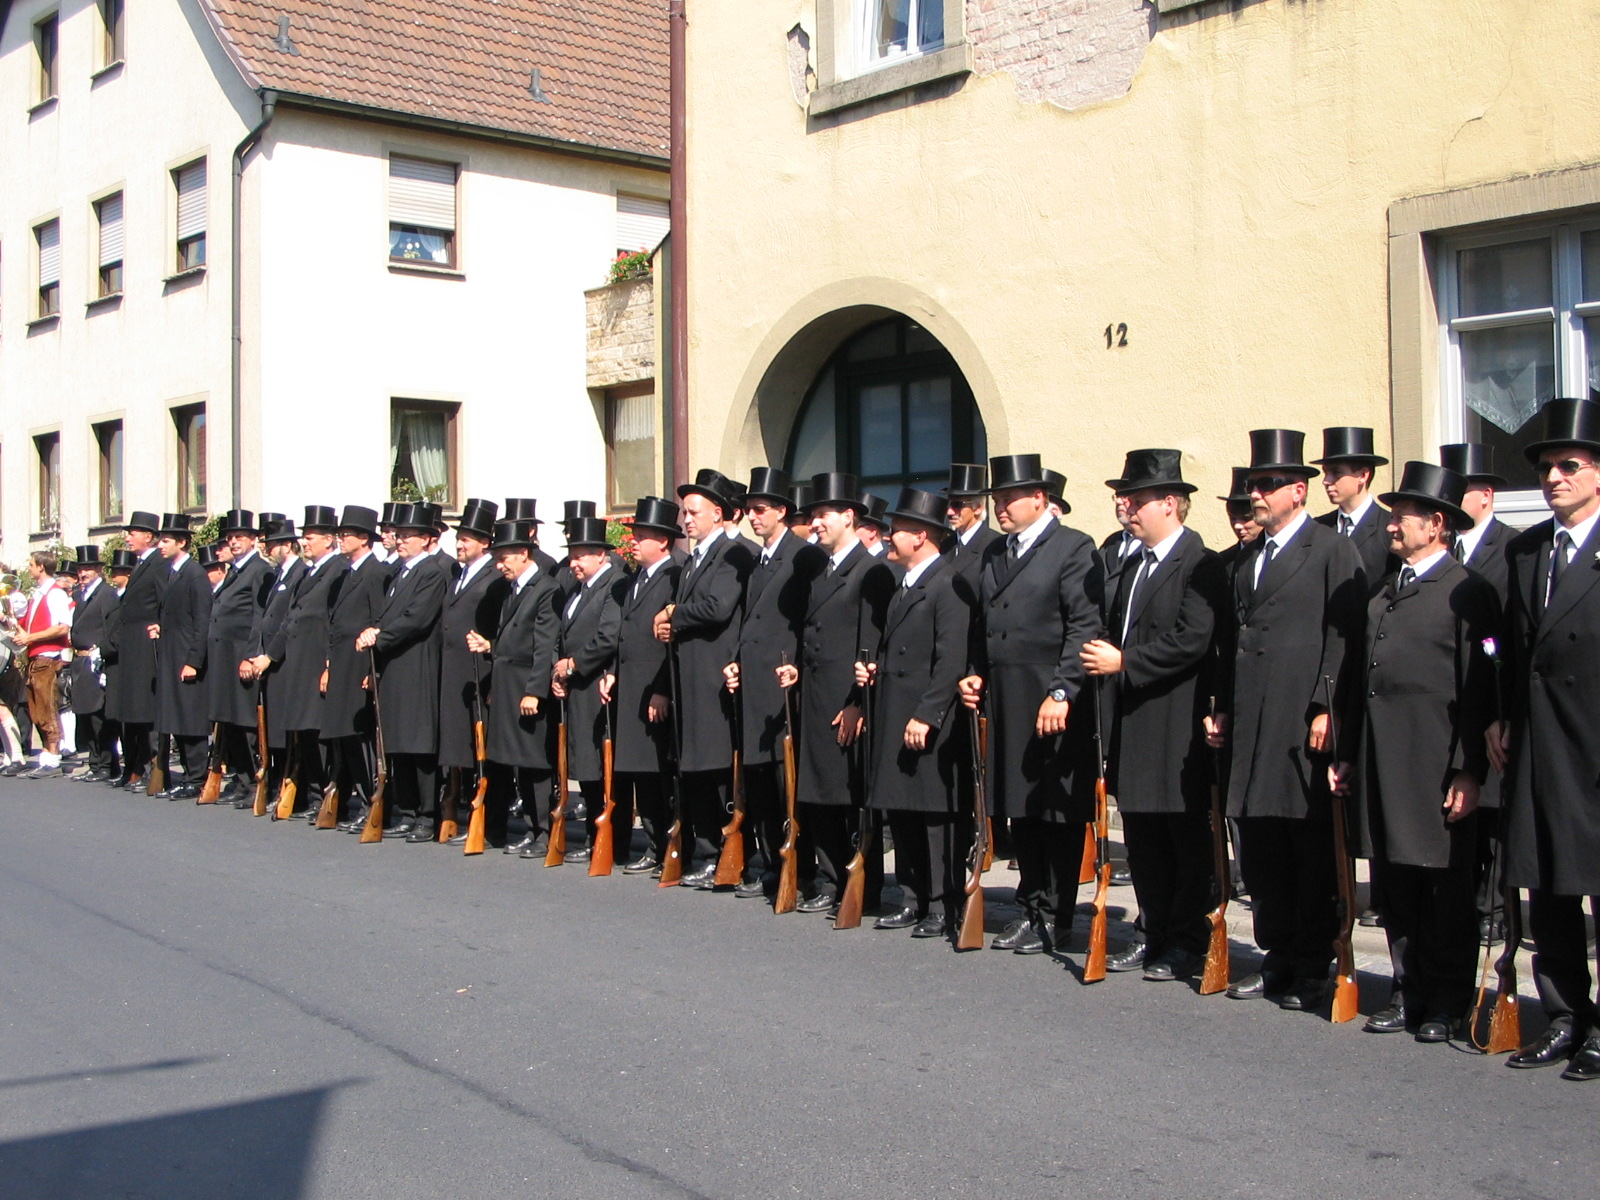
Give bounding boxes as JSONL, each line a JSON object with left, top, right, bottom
{"left": 1246, "top": 430, "right": 1319, "bottom": 478}
{"left": 109, "top": 549, "right": 137, "bottom": 572}
{"left": 629, "top": 496, "right": 682, "bottom": 537}
{"left": 389, "top": 502, "right": 433, "bottom": 532}
{"left": 1522, "top": 398, "right": 1600, "bottom": 463}
{"left": 1379, "top": 462, "right": 1472, "bottom": 531}
{"left": 1108, "top": 449, "right": 1197, "bottom": 495}
{"left": 1312, "top": 427, "right": 1389, "bottom": 466}
{"left": 489, "top": 519, "right": 538, "bottom": 552}
{"left": 886, "top": 487, "right": 947, "bottom": 530}
{"left": 195, "top": 545, "right": 225, "bottom": 569}
{"left": 1218, "top": 467, "right": 1254, "bottom": 503}
{"left": 561, "top": 500, "right": 597, "bottom": 528}
{"left": 805, "top": 472, "right": 868, "bottom": 514}
{"left": 948, "top": 463, "right": 988, "bottom": 497}
{"left": 986, "top": 454, "right": 1049, "bottom": 492}
{"left": 504, "top": 498, "right": 543, "bottom": 524}
{"left": 263, "top": 517, "right": 298, "bottom": 543}
{"left": 677, "top": 468, "right": 740, "bottom": 513}
{"left": 220, "top": 509, "right": 258, "bottom": 536}
{"left": 379, "top": 502, "right": 400, "bottom": 527}
{"left": 858, "top": 493, "right": 890, "bottom": 531}
{"left": 337, "top": 505, "right": 380, "bottom": 538}
{"left": 787, "top": 483, "right": 814, "bottom": 514}
{"left": 74, "top": 544, "right": 102, "bottom": 567}
{"left": 258, "top": 511, "right": 286, "bottom": 529}
{"left": 124, "top": 510, "right": 160, "bottom": 534}
{"left": 416, "top": 502, "right": 445, "bottom": 533}
{"left": 302, "top": 505, "right": 338, "bottom": 532}
{"left": 742, "top": 467, "right": 791, "bottom": 507}
{"left": 456, "top": 498, "right": 499, "bottom": 540}
{"left": 1438, "top": 443, "right": 1508, "bottom": 488}
{"left": 1042, "top": 468, "right": 1072, "bottom": 515}
{"left": 158, "top": 512, "right": 193, "bottom": 538}
{"left": 566, "top": 517, "right": 612, "bottom": 549}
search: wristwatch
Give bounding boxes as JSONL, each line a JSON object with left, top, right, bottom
{"left": 1049, "top": 688, "right": 1068, "bottom": 703}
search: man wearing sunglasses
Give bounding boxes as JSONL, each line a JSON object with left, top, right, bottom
{"left": 1493, "top": 398, "right": 1600, "bottom": 1081}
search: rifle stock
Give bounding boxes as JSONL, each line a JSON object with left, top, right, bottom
{"left": 464, "top": 777, "right": 488, "bottom": 855}
{"left": 659, "top": 643, "right": 685, "bottom": 888}
{"left": 465, "top": 656, "right": 488, "bottom": 855}
{"left": 315, "top": 782, "right": 340, "bottom": 829}
{"left": 590, "top": 716, "right": 615, "bottom": 875}
{"left": 272, "top": 732, "right": 298, "bottom": 819}
{"left": 275, "top": 750, "right": 299, "bottom": 821}
{"left": 1324, "top": 675, "right": 1358, "bottom": 1023}
{"left": 360, "top": 649, "right": 386, "bottom": 843}
{"left": 774, "top": 652, "right": 800, "bottom": 912}
{"left": 546, "top": 701, "right": 569, "bottom": 866}
{"left": 146, "top": 735, "right": 169, "bottom": 796}
{"left": 836, "top": 647, "right": 875, "bottom": 930}
{"left": 251, "top": 682, "right": 269, "bottom": 816}
{"left": 1078, "top": 823, "right": 1096, "bottom": 886}
{"left": 957, "top": 707, "right": 989, "bottom": 950}
{"left": 198, "top": 722, "right": 224, "bottom": 803}
{"left": 1200, "top": 699, "right": 1231, "bottom": 995}
{"left": 438, "top": 766, "right": 460, "bottom": 843}
{"left": 1084, "top": 680, "right": 1111, "bottom": 983}
{"left": 1472, "top": 820, "right": 1524, "bottom": 1052}
{"left": 714, "top": 748, "right": 746, "bottom": 887}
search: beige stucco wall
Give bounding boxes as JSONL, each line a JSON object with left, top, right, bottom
{"left": 685, "top": 0, "right": 1600, "bottom": 543}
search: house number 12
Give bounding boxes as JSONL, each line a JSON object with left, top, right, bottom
{"left": 1104, "top": 323, "right": 1128, "bottom": 349}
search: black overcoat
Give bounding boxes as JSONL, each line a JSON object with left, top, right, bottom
{"left": 373, "top": 555, "right": 449, "bottom": 756}
{"left": 322, "top": 554, "right": 391, "bottom": 741}
{"left": 1317, "top": 502, "right": 1396, "bottom": 593}
{"left": 104, "top": 549, "right": 165, "bottom": 724}
{"left": 1105, "top": 527, "right": 1225, "bottom": 815}
{"left": 1221, "top": 516, "right": 1365, "bottom": 820}
{"left": 1501, "top": 518, "right": 1600, "bottom": 894}
{"left": 437, "top": 560, "right": 507, "bottom": 769}
{"left": 155, "top": 556, "right": 213, "bottom": 738}
{"left": 268, "top": 553, "right": 343, "bottom": 734}
{"left": 866, "top": 556, "right": 972, "bottom": 814}
{"left": 68, "top": 579, "right": 116, "bottom": 715}
{"left": 971, "top": 520, "right": 1103, "bottom": 824}
{"left": 557, "top": 564, "right": 627, "bottom": 781}
{"left": 251, "top": 557, "right": 305, "bottom": 748}
{"left": 668, "top": 533, "right": 750, "bottom": 775}
{"left": 613, "top": 560, "right": 679, "bottom": 775}
{"left": 206, "top": 551, "right": 273, "bottom": 727}
{"left": 735, "top": 531, "right": 824, "bottom": 764}
{"left": 1343, "top": 557, "right": 1497, "bottom": 869}
{"left": 944, "top": 522, "right": 1000, "bottom": 600}
{"left": 486, "top": 573, "right": 560, "bottom": 768}
{"left": 1461, "top": 516, "right": 1513, "bottom": 608}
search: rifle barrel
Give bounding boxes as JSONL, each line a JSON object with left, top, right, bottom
{"left": 360, "top": 648, "right": 386, "bottom": 843}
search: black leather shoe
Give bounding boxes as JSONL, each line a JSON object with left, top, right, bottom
{"left": 562, "top": 847, "right": 592, "bottom": 864}
{"left": 1110, "top": 865, "right": 1133, "bottom": 887}
{"left": 1560, "top": 1035, "right": 1600, "bottom": 1081}
{"left": 79, "top": 769, "right": 113, "bottom": 784}
{"left": 1226, "top": 967, "right": 1292, "bottom": 1000}
{"left": 1415, "top": 1015, "right": 1459, "bottom": 1043}
{"left": 680, "top": 864, "right": 717, "bottom": 889}
{"left": 1278, "top": 977, "right": 1329, "bottom": 1011}
{"left": 991, "top": 917, "right": 1029, "bottom": 950}
{"left": 383, "top": 821, "right": 418, "bottom": 840}
{"left": 734, "top": 877, "right": 769, "bottom": 899}
{"left": 446, "top": 833, "right": 468, "bottom": 847}
{"left": 1358, "top": 907, "right": 1383, "bottom": 927}
{"left": 1364, "top": 1003, "right": 1409, "bottom": 1034}
{"left": 874, "top": 905, "right": 920, "bottom": 930}
{"left": 504, "top": 834, "right": 537, "bottom": 855}
{"left": 24, "top": 765, "right": 64, "bottom": 780}
{"left": 622, "top": 853, "right": 659, "bottom": 874}
{"left": 1508, "top": 1025, "right": 1579, "bottom": 1069}
{"left": 232, "top": 794, "right": 256, "bottom": 810}
{"left": 1143, "top": 949, "right": 1202, "bottom": 981}
{"left": 1014, "top": 921, "right": 1054, "bottom": 955}
{"left": 519, "top": 841, "right": 547, "bottom": 859}
{"left": 568, "top": 800, "right": 587, "bottom": 822}
{"left": 797, "top": 892, "right": 837, "bottom": 914}
{"left": 108, "top": 774, "right": 135, "bottom": 789}
{"left": 1479, "top": 914, "right": 1506, "bottom": 947}
{"left": 1106, "top": 941, "right": 1148, "bottom": 973}
{"left": 910, "top": 916, "right": 947, "bottom": 939}
{"left": 404, "top": 825, "right": 437, "bottom": 843}
{"left": 0, "top": 762, "right": 28, "bottom": 777}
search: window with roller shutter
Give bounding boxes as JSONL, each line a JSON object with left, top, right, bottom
{"left": 96, "top": 192, "right": 124, "bottom": 297}
{"left": 35, "top": 220, "right": 60, "bottom": 318}
{"left": 615, "top": 193, "right": 668, "bottom": 257}
{"left": 389, "top": 156, "right": 458, "bottom": 267}
{"left": 174, "top": 160, "right": 207, "bottom": 272}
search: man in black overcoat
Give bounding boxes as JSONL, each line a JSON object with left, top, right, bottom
{"left": 321, "top": 507, "right": 390, "bottom": 830}
{"left": 503, "top": 499, "right": 560, "bottom": 579}
{"left": 959, "top": 455, "right": 1102, "bottom": 956}
{"left": 653, "top": 470, "right": 752, "bottom": 889}
{"left": 1208, "top": 430, "right": 1366, "bottom": 1011}
{"left": 68, "top": 546, "right": 118, "bottom": 783}
{"left": 1491, "top": 399, "right": 1600, "bottom": 1079}
{"left": 1330, "top": 463, "right": 1498, "bottom": 1042}
{"left": 207, "top": 511, "right": 273, "bottom": 802}
{"left": 1313, "top": 426, "right": 1398, "bottom": 588}
{"left": 1081, "top": 451, "right": 1225, "bottom": 981}
{"left": 150, "top": 514, "right": 213, "bottom": 799}
{"left": 723, "top": 469, "right": 824, "bottom": 898}
{"left": 240, "top": 516, "right": 304, "bottom": 806}
{"left": 104, "top": 511, "right": 163, "bottom": 789}
{"left": 860, "top": 489, "right": 975, "bottom": 940}
{"left": 943, "top": 464, "right": 999, "bottom": 597}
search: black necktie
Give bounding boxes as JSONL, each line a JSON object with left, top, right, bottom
{"left": 1398, "top": 566, "right": 1416, "bottom": 591}
{"left": 1253, "top": 539, "right": 1277, "bottom": 594}
{"left": 1008, "top": 536, "right": 1021, "bottom": 561}
{"left": 1451, "top": 538, "right": 1466, "bottom": 564}
{"left": 1123, "top": 548, "right": 1157, "bottom": 635}
{"left": 1548, "top": 530, "right": 1572, "bottom": 604}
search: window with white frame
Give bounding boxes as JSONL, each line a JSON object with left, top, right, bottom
{"left": 96, "top": 192, "right": 124, "bottom": 296}
{"left": 99, "top": 0, "right": 125, "bottom": 69}
{"left": 34, "top": 13, "right": 58, "bottom": 105}
{"left": 1441, "top": 220, "right": 1600, "bottom": 502}
{"left": 859, "top": 0, "right": 944, "bottom": 70}
{"left": 389, "top": 156, "right": 458, "bottom": 267}
{"left": 174, "top": 159, "right": 207, "bottom": 271}
{"left": 35, "top": 219, "right": 61, "bottom": 318}
{"left": 615, "top": 194, "right": 669, "bottom": 258}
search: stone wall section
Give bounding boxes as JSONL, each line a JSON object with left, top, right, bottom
{"left": 967, "top": 0, "right": 1156, "bottom": 110}
{"left": 586, "top": 279, "right": 656, "bottom": 388}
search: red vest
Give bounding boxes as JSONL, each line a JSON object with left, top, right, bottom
{"left": 24, "top": 582, "right": 71, "bottom": 658}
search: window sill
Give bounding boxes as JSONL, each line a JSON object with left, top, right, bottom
{"left": 86, "top": 292, "right": 123, "bottom": 313}
{"left": 27, "top": 97, "right": 58, "bottom": 118}
{"left": 29, "top": 530, "right": 62, "bottom": 542}
{"left": 809, "top": 42, "right": 972, "bottom": 117}
{"left": 1156, "top": 0, "right": 1212, "bottom": 11}
{"left": 87, "top": 523, "right": 124, "bottom": 537}
{"left": 90, "top": 60, "right": 125, "bottom": 84}
{"left": 388, "top": 261, "right": 465, "bottom": 281}
{"left": 162, "top": 265, "right": 207, "bottom": 286}
{"left": 26, "top": 315, "right": 61, "bottom": 333}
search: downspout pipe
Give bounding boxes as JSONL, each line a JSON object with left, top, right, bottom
{"left": 668, "top": 2, "right": 689, "bottom": 488}
{"left": 231, "top": 90, "right": 276, "bottom": 511}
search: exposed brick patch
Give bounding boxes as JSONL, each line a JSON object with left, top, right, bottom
{"left": 586, "top": 279, "right": 655, "bottom": 388}
{"left": 787, "top": 24, "right": 816, "bottom": 107}
{"left": 967, "top": 0, "right": 1155, "bottom": 109}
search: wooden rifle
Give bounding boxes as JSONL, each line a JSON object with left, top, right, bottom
{"left": 464, "top": 651, "right": 489, "bottom": 855}
{"left": 659, "top": 639, "right": 686, "bottom": 887}
{"left": 274, "top": 730, "right": 299, "bottom": 819}
{"left": 146, "top": 733, "right": 169, "bottom": 796}
{"left": 198, "top": 722, "right": 225, "bottom": 804}
{"left": 1470, "top": 639, "right": 1521, "bottom": 1052}
{"left": 315, "top": 780, "right": 341, "bottom": 829}
{"left": 590, "top": 696, "right": 616, "bottom": 875}
{"left": 1199, "top": 696, "right": 1231, "bottom": 995}
{"left": 957, "top": 705, "right": 990, "bottom": 950}
{"left": 1323, "top": 673, "right": 1359, "bottom": 1022}
{"left": 1078, "top": 823, "right": 1097, "bottom": 885}
{"left": 773, "top": 650, "right": 800, "bottom": 912}
{"left": 835, "top": 646, "right": 875, "bottom": 930}
{"left": 360, "top": 649, "right": 387, "bottom": 843}
{"left": 439, "top": 768, "right": 461, "bottom": 844}
{"left": 546, "top": 696, "right": 569, "bottom": 866}
{"left": 980, "top": 717, "right": 994, "bottom": 872}
{"left": 251, "top": 675, "right": 270, "bottom": 816}
{"left": 1083, "top": 678, "right": 1112, "bottom": 982}
{"left": 714, "top": 686, "right": 747, "bottom": 887}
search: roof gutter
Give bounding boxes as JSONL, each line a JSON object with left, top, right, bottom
{"left": 231, "top": 89, "right": 276, "bottom": 511}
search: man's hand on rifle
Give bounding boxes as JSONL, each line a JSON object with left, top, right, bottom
{"left": 355, "top": 626, "right": 380, "bottom": 652}
{"left": 723, "top": 662, "right": 740, "bottom": 693}
{"left": 1080, "top": 639, "right": 1124, "bottom": 676}
{"left": 1486, "top": 720, "right": 1510, "bottom": 774}
{"left": 653, "top": 605, "right": 676, "bottom": 643}
{"left": 466, "top": 630, "right": 492, "bottom": 654}
{"left": 1328, "top": 760, "right": 1353, "bottom": 796}
{"left": 319, "top": 668, "right": 329, "bottom": 695}
{"left": 1204, "top": 712, "right": 1227, "bottom": 747}
{"left": 904, "top": 717, "right": 930, "bottom": 751}
{"left": 599, "top": 673, "right": 615, "bottom": 704}
{"left": 1307, "top": 711, "right": 1334, "bottom": 754}
{"left": 146, "top": 623, "right": 161, "bottom": 640}
{"left": 647, "top": 693, "right": 669, "bottom": 723}
{"left": 958, "top": 674, "right": 984, "bottom": 710}
{"left": 1444, "top": 770, "right": 1480, "bottom": 822}
{"left": 833, "top": 704, "right": 863, "bottom": 747}
{"left": 854, "top": 660, "right": 878, "bottom": 687}
{"left": 239, "top": 658, "right": 257, "bottom": 681}
{"left": 775, "top": 663, "right": 798, "bottom": 689}
{"left": 520, "top": 695, "right": 540, "bottom": 716}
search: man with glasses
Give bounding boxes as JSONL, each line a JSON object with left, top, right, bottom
{"left": 1206, "top": 430, "right": 1366, "bottom": 1012}
{"left": 1493, "top": 398, "right": 1600, "bottom": 1080}
{"left": 943, "top": 464, "right": 999, "bottom": 596}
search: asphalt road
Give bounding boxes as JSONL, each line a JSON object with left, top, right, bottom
{"left": 0, "top": 777, "right": 1588, "bottom": 1200}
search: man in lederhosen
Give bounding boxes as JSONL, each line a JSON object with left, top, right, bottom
{"left": 357, "top": 502, "right": 450, "bottom": 839}
{"left": 321, "top": 506, "right": 389, "bottom": 831}
{"left": 104, "top": 511, "right": 163, "bottom": 789}
{"left": 67, "top": 546, "right": 118, "bottom": 783}
{"left": 653, "top": 470, "right": 752, "bottom": 889}
{"left": 240, "top": 515, "right": 304, "bottom": 807}
{"left": 205, "top": 511, "right": 273, "bottom": 804}
{"left": 601, "top": 498, "right": 682, "bottom": 874}
{"left": 1330, "top": 462, "right": 1498, "bottom": 1042}
{"left": 1207, "top": 430, "right": 1366, "bottom": 1011}
{"left": 859, "top": 488, "right": 975, "bottom": 939}
{"left": 723, "top": 469, "right": 824, "bottom": 899}
{"left": 1493, "top": 399, "right": 1600, "bottom": 1080}
{"left": 437, "top": 499, "right": 506, "bottom": 845}
{"left": 1314, "top": 426, "right": 1397, "bottom": 587}
{"left": 150, "top": 514, "right": 213, "bottom": 800}
{"left": 1081, "top": 451, "right": 1225, "bottom": 982}
{"left": 944, "top": 463, "right": 999, "bottom": 594}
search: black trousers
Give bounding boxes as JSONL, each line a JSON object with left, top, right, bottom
{"left": 1474, "top": 809, "right": 1508, "bottom": 921}
{"left": 681, "top": 768, "right": 728, "bottom": 870}
{"left": 1381, "top": 858, "right": 1479, "bottom": 1020}
{"left": 218, "top": 720, "right": 257, "bottom": 791}
{"left": 1123, "top": 810, "right": 1216, "bottom": 959}
{"left": 1011, "top": 816, "right": 1081, "bottom": 927}
{"left": 121, "top": 722, "right": 152, "bottom": 781}
{"left": 1527, "top": 890, "right": 1600, "bottom": 1034}
{"left": 169, "top": 733, "right": 207, "bottom": 786}
{"left": 329, "top": 735, "right": 375, "bottom": 819}
{"left": 614, "top": 771, "right": 663, "bottom": 862}
{"left": 488, "top": 763, "right": 550, "bottom": 845}
{"left": 887, "top": 810, "right": 970, "bottom": 920}
{"left": 78, "top": 710, "right": 118, "bottom": 773}
{"left": 801, "top": 802, "right": 883, "bottom": 905}
{"left": 282, "top": 730, "right": 327, "bottom": 808}
{"left": 386, "top": 753, "right": 437, "bottom": 823}
{"left": 1238, "top": 814, "right": 1337, "bottom": 980}
{"left": 740, "top": 762, "right": 787, "bottom": 879}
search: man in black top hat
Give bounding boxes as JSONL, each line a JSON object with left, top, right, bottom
{"left": 1491, "top": 398, "right": 1600, "bottom": 1079}
{"left": 375, "top": 503, "right": 400, "bottom": 564}
{"left": 958, "top": 454, "right": 1102, "bottom": 955}
{"left": 653, "top": 469, "right": 752, "bottom": 887}
{"left": 150, "top": 514, "right": 214, "bottom": 799}
{"left": 1207, "top": 430, "right": 1366, "bottom": 1010}
{"left": 855, "top": 494, "right": 890, "bottom": 559}
{"left": 105, "top": 511, "right": 163, "bottom": 789}
{"left": 504, "top": 499, "right": 560, "bottom": 578}
{"left": 1329, "top": 462, "right": 1498, "bottom": 1042}
{"left": 1314, "top": 426, "right": 1397, "bottom": 589}
{"left": 318, "top": 506, "right": 388, "bottom": 830}
{"left": 239, "top": 515, "right": 304, "bottom": 806}
{"left": 858, "top": 488, "right": 976, "bottom": 939}
{"left": 1080, "top": 451, "right": 1226, "bottom": 981}
{"left": 1217, "top": 468, "right": 1264, "bottom": 575}
{"left": 786, "top": 484, "right": 815, "bottom": 540}
{"left": 206, "top": 511, "right": 273, "bottom": 802}
{"left": 944, "top": 463, "right": 1000, "bottom": 596}
{"left": 67, "top": 546, "right": 119, "bottom": 783}
{"left": 723, "top": 469, "right": 825, "bottom": 897}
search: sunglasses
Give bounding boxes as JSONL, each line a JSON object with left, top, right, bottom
{"left": 1247, "top": 475, "right": 1298, "bottom": 495}
{"left": 1537, "top": 458, "right": 1595, "bottom": 478}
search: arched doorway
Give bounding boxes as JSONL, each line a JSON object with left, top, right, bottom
{"left": 784, "top": 315, "right": 987, "bottom": 501}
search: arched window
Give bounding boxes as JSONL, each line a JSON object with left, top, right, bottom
{"left": 785, "top": 316, "right": 986, "bottom": 500}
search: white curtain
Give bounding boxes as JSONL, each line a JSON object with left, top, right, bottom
{"left": 404, "top": 412, "right": 448, "bottom": 498}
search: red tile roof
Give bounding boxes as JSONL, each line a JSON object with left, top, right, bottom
{"left": 203, "top": 1, "right": 668, "bottom": 162}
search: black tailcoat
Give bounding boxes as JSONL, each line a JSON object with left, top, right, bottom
{"left": 1502, "top": 517, "right": 1600, "bottom": 894}
{"left": 322, "top": 554, "right": 391, "bottom": 741}
{"left": 269, "top": 554, "right": 343, "bottom": 734}
{"left": 250, "top": 557, "right": 305, "bottom": 747}
{"left": 668, "top": 533, "right": 750, "bottom": 774}
{"left": 437, "top": 560, "right": 508, "bottom": 769}
{"left": 68, "top": 579, "right": 116, "bottom": 715}
{"left": 373, "top": 555, "right": 450, "bottom": 756}
{"left": 206, "top": 550, "right": 273, "bottom": 727}
{"left": 1461, "top": 515, "right": 1513, "bottom": 608}
{"left": 557, "top": 564, "right": 627, "bottom": 781}
{"left": 944, "top": 522, "right": 1000, "bottom": 600}
{"left": 1222, "top": 515, "right": 1365, "bottom": 819}
{"left": 1105, "top": 527, "right": 1224, "bottom": 815}
{"left": 613, "top": 560, "right": 679, "bottom": 774}
{"left": 155, "top": 556, "right": 213, "bottom": 738}
{"left": 105, "top": 549, "right": 165, "bottom": 724}
{"left": 736, "top": 531, "right": 824, "bottom": 764}
{"left": 1316, "top": 501, "right": 1395, "bottom": 591}
{"left": 486, "top": 572, "right": 560, "bottom": 768}
{"left": 972, "top": 520, "right": 1103, "bottom": 823}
